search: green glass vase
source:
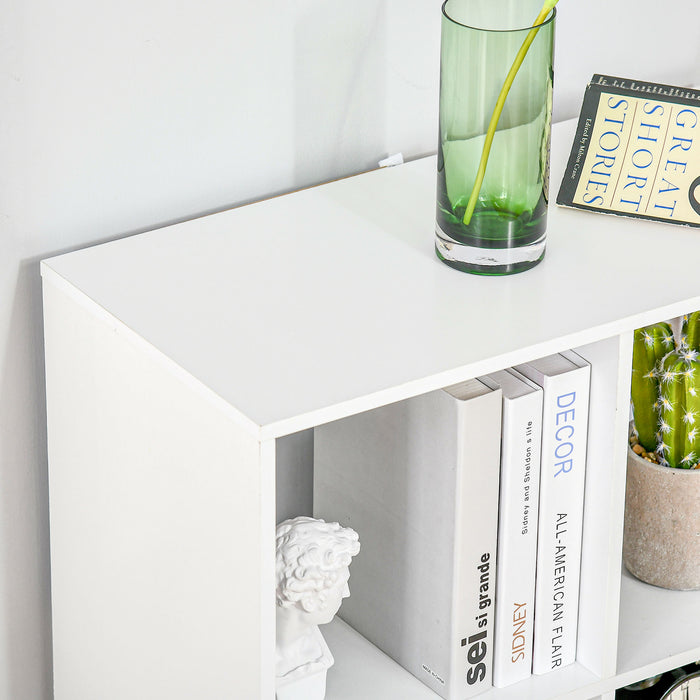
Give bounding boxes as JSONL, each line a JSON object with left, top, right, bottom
{"left": 435, "top": 0, "right": 555, "bottom": 275}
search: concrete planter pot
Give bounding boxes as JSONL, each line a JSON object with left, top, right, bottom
{"left": 623, "top": 447, "right": 700, "bottom": 590}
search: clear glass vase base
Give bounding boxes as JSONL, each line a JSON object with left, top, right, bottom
{"left": 435, "top": 226, "right": 545, "bottom": 276}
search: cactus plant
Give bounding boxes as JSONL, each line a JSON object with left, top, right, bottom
{"left": 680, "top": 310, "right": 700, "bottom": 352}
{"left": 631, "top": 314, "right": 700, "bottom": 469}
{"left": 655, "top": 349, "right": 700, "bottom": 468}
{"left": 631, "top": 323, "right": 674, "bottom": 452}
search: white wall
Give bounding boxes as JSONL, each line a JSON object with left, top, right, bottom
{"left": 1, "top": 1, "right": 698, "bottom": 697}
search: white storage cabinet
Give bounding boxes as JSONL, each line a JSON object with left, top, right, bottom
{"left": 42, "top": 119, "right": 700, "bottom": 700}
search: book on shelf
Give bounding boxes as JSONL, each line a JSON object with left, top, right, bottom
{"left": 556, "top": 74, "right": 700, "bottom": 228}
{"left": 479, "top": 369, "right": 543, "bottom": 688}
{"left": 313, "top": 379, "right": 502, "bottom": 700}
{"left": 514, "top": 351, "right": 591, "bottom": 675}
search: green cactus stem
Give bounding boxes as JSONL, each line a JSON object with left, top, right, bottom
{"left": 656, "top": 350, "right": 700, "bottom": 468}
{"left": 631, "top": 322, "right": 674, "bottom": 452}
{"left": 681, "top": 311, "right": 700, "bottom": 354}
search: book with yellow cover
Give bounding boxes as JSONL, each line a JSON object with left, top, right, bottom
{"left": 557, "top": 74, "right": 700, "bottom": 227}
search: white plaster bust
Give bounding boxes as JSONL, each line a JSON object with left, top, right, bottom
{"left": 275, "top": 516, "right": 360, "bottom": 699}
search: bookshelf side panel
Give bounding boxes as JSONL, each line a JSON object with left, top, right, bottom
{"left": 573, "top": 334, "right": 632, "bottom": 678}
{"left": 43, "top": 280, "right": 274, "bottom": 700}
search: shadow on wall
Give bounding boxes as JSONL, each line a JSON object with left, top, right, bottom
{"left": 0, "top": 257, "right": 53, "bottom": 700}
{"left": 294, "top": 0, "right": 387, "bottom": 188}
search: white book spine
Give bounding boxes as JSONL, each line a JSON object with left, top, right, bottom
{"left": 515, "top": 356, "right": 591, "bottom": 675}
{"left": 451, "top": 392, "right": 501, "bottom": 697}
{"left": 489, "top": 376, "right": 543, "bottom": 687}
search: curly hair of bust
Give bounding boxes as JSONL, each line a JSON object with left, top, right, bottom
{"left": 275, "top": 517, "right": 360, "bottom": 611}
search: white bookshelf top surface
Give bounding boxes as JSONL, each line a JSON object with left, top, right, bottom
{"left": 42, "top": 119, "right": 700, "bottom": 438}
